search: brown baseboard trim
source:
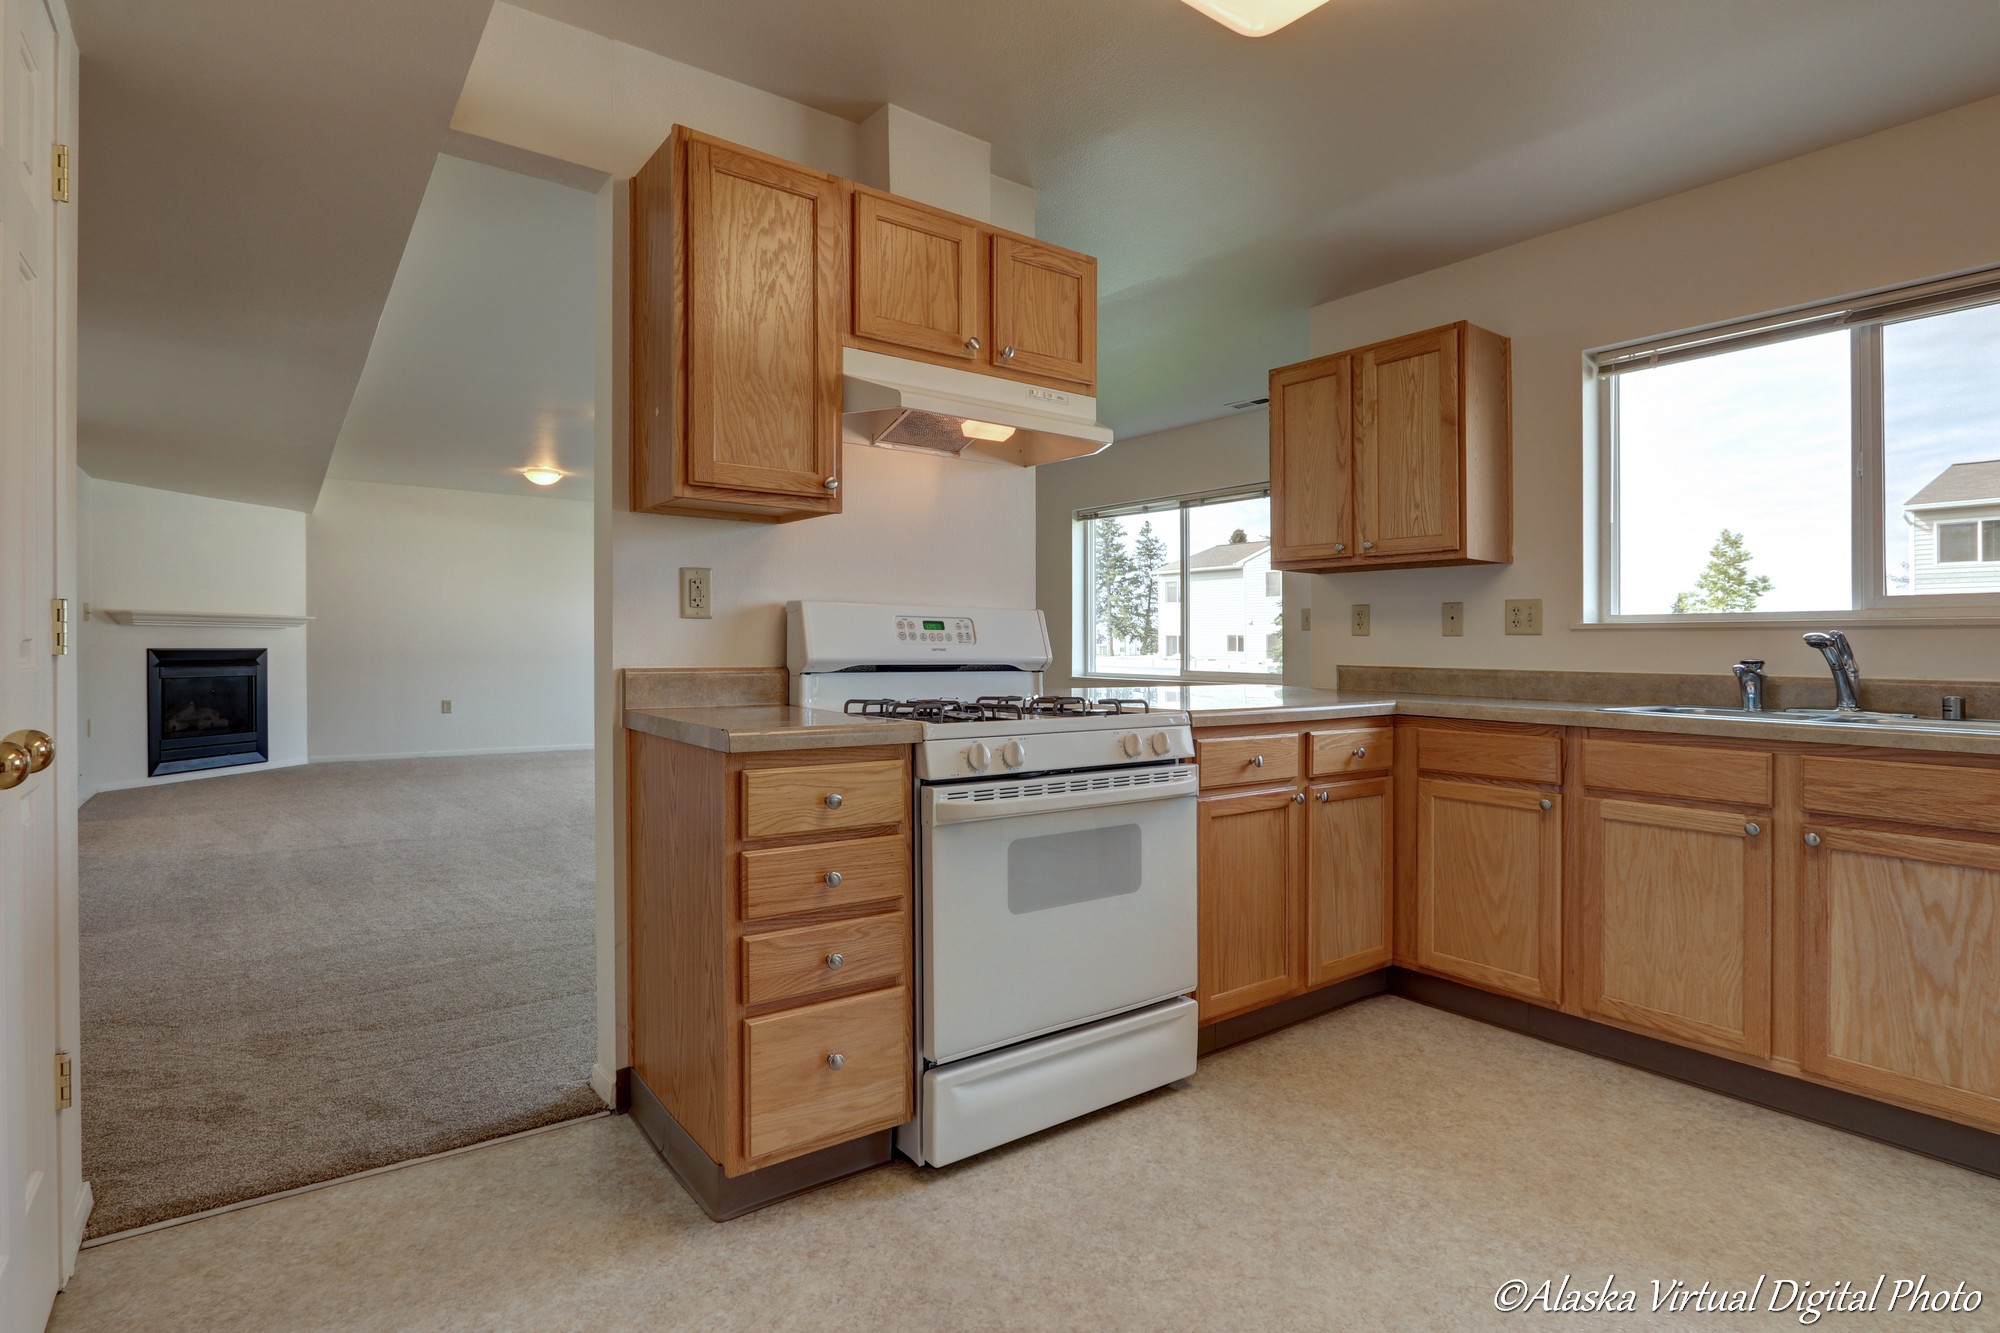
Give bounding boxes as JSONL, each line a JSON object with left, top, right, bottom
{"left": 627, "top": 1071, "right": 894, "bottom": 1220}
{"left": 1199, "top": 971, "right": 1388, "bottom": 1055}
{"left": 1388, "top": 968, "right": 2000, "bottom": 1181}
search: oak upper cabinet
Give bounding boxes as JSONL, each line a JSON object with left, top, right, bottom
{"left": 1269, "top": 321, "right": 1510, "bottom": 571}
{"left": 849, "top": 188, "right": 983, "bottom": 363}
{"left": 990, "top": 235, "right": 1096, "bottom": 387}
{"left": 1305, "top": 777, "right": 1392, "bottom": 985}
{"left": 1800, "top": 824, "right": 2000, "bottom": 1132}
{"left": 630, "top": 127, "right": 845, "bottom": 522}
{"left": 1197, "top": 786, "right": 1302, "bottom": 1020}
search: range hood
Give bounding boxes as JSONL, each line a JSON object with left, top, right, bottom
{"left": 842, "top": 347, "right": 1113, "bottom": 467}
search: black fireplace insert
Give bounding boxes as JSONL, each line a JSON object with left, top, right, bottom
{"left": 147, "top": 649, "right": 270, "bottom": 776}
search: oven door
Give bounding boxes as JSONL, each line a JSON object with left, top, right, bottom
{"left": 919, "top": 764, "right": 1198, "bottom": 1065}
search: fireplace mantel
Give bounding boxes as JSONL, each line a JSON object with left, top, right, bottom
{"left": 99, "top": 610, "right": 312, "bottom": 629}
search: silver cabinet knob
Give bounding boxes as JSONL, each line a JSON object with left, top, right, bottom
{"left": 825, "top": 793, "right": 843, "bottom": 809}
{"left": 1804, "top": 832, "right": 1822, "bottom": 847}
{"left": 1292, "top": 791, "right": 1306, "bottom": 804}
{"left": 1316, "top": 790, "right": 1331, "bottom": 803}
{"left": 1352, "top": 746, "right": 1367, "bottom": 759}
{"left": 1001, "top": 345, "right": 1017, "bottom": 359}
{"left": 826, "top": 953, "right": 845, "bottom": 970}
{"left": 823, "top": 870, "right": 843, "bottom": 887}
{"left": 1361, "top": 540, "right": 1375, "bottom": 551}
{"left": 826, "top": 1053, "right": 845, "bottom": 1071}
{"left": 1745, "top": 822, "right": 1761, "bottom": 837}
{"left": 1251, "top": 755, "right": 1265, "bottom": 767}
{"left": 1539, "top": 798, "right": 1553, "bottom": 811}
{"left": 965, "top": 336, "right": 980, "bottom": 351}
{"left": 823, "top": 476, "right": 839, "bottom": 491}
{"left": 1334, "top": 543, "right": 1346, "bottom": 553}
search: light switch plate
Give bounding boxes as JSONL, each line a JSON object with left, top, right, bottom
{"left": 1351, "top": 603, "right": 1371, "bottom": 636}
{"left": 1442, "top": 602, "right": 1464, "bottom": 636}
{"left": 680, "top": 567, "right": 712, "bottom": 619}
{"left": 1504, "top": 598, "right": 1543, "bottom": 635}
{"left": 440, "top": 700, "right": 452, "bottom": 714}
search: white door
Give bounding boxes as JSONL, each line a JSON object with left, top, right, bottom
{"left": 0, "top": 0, "right": 66, "bottom": 1323}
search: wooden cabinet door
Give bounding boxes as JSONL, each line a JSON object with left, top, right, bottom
{"left": 990, "top": 235, "right": 1096, "bottom": 387}
{"left": 683, "top": 136, "right": 844, "bottom": 505}
{"left": 1306, "top": 779, "right": 1392, "bottom": 986}
{"left": 850, "top": 190, "right": 982, "bottom": 361}
{"left": 1801, "top": 826, "right": 2000, "bottom": 1132}
{"left": 1269, "top": 353, "right": 1355, "bottom": 566}
{"left": 1414, "top": 778, "right": 1561, "bottom": 1003}
{"left": 1198, "top": 787, "right": 1302, "bottom": 1019}
{"left": 1356, "top": 325, "right": 1461, "bottom": 558}
{"left": 1578, "top": 799, "right": 1771, "bottom": 1055}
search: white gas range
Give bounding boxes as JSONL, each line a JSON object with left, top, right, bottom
{"left": 787, "top": 601, "right": 1200, "bottom": 1167}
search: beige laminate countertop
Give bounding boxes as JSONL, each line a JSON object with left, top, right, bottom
{"left": 624, "top": 705, "right": 922, "bottom": 753}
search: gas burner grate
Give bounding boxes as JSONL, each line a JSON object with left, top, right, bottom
{"left": 843, "top": 694, "right": 1148, "bottom": 723}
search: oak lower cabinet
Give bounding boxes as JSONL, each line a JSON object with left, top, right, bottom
{"left": 1577, "top": 798, "right": 1772, "bottom": 1056}
{"left": 626, "top": 731, "right": 914, "bottom": 1194}
{"left": 1197, "top": 786, "right": 1302, "bottom": 1020}
{"left": 1306, "top": 778, "right": 1393, "bottom": 986}
{"left": 1800, "top": 824, "right": 2000, "bottom": 1132}
{"left": 1412, "top": 778, "right": 1562, "bottom": 1004}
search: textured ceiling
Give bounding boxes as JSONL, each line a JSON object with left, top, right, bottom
{"left": 518, "top": 0, "right": 2000, "bottom": 439}
{"left": 325, "top": 155, "right": 596, "bottom": 502}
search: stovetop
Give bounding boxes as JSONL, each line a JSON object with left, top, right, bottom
{"left": 842, "top": 694, "right": 1155, "bottom": 726}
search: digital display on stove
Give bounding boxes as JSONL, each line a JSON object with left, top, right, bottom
{"left": 896, "top": 614, "right": 975, "bottom": 644}
{"left": 922, "top": 620, "right": 946, "bottom": 631}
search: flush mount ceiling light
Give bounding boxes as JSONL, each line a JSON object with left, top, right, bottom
{"left": 959, "top": 419, "right": 1018, "bottom": 443}
{"left": 1180, "top": 0, "right": 1332, "bottom": 36}
{"left": 520, "top": 467, "right": 565, "bottom": 486}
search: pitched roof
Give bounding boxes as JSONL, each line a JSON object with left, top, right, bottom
{"left": 1186, "top": 539, "right": 1271, "bottom": 570}
{"left": 1906, "top": 459, "right": 2000, "bottom": 508}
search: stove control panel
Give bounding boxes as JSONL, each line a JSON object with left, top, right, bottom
{"left": 920, "top": 723, "right": 1196, "bottom": 782}
{"left": 896, "top": 614, "right": 976, "bottom": 646}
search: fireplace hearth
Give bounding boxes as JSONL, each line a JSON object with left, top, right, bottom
{"left": 147, "top": 649, "right": 270, "bottom": 776}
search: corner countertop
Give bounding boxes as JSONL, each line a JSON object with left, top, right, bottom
{"left": 624, "top": 705, "right": 923, "bottom": 753}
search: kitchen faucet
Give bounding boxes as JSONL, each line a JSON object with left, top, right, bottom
{"left": 1802, "top": 631, "right": 1862, "bottom": 711}
{"left": 1731, "top": 659, "right": 1766, "bottom": 711}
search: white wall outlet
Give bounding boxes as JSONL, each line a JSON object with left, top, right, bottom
{"left": 1300, "top": 607, "right": 1310, "bottom": 632}
{"left": 680, "top": 567, "right": 712, "bottom": 619}
{"left": 1442, "top": 602, "right": 1464, "bottom": 636}
{"left": 1350, "top": 603, "right": 1371, "bottom": 636}
{"left": 1504, "top": 598, "right": 1543, "bottom": 635}
{"left": 440, "top": 699, "right": 453, "bottom": 714}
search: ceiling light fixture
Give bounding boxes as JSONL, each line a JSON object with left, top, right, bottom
{"left": 959, "top": 419, "right": 1018, "bottom": 443}
{"left": 1179, "top": 0, "right": 1331, "bottom": 37}
{"left": 520, "top": 467, "right": 565, "bottom": 486}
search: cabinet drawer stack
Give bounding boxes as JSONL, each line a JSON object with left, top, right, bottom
{"left": 628, "top": 734, "right": 913, "bottom": 1183}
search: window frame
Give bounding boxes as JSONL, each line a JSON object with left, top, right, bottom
{"left": 1589, "top": 266, "right": 2000, "bottom": 625}
{"left": 1076, "top": 482, "right": 1279, "bottom": 683}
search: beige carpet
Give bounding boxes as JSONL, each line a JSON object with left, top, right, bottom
{"left": 51, "top": 997, "right": 2000, "bottom": 1331}
{"left": 78, "top": 752, "right": 602, "bottom": 1239}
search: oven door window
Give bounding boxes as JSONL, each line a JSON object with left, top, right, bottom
{"left": 1008, "top": 824, "right": 1141, "bottom": 914}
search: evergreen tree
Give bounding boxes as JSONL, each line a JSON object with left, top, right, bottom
{"left": 1129, "top": 520, "right": 1171, "bottom": 654}
{"left": 1228, "top": 527, "right": 1248, "bottom": 545}
{"left": 1090, "top": 518, "right": 1135, "bottom": 650}
{"left": 1673, "top": 529, "right": 1774, "bottom": 613}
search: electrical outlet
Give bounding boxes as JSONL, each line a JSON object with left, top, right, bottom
{"left": 680, "top": 567, "right": 712, "bottom": 619}
{"left": 1300, "top": 607, "right": 1310, "bottom": 633}
{"left": 1350, "top": 603, "right": 1371, "bottom": 636}
{"left": 440, "top": 699, "right": 453, "bottom": 714}
{"left": 1504, "top": 599, "right": 1543, "bottom": 635}
{"left": 1442, "top": 602, "right": 1464, "bottom": 637}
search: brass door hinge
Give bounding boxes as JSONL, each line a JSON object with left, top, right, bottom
{"left": 55, "top": 1051, "right": 72, "bottom": 1110}
{"left": 51, "top": 597, "right": 70, "bottom": 654}
{"left": 51, "top": 143, "right": 69, "bottom": 203}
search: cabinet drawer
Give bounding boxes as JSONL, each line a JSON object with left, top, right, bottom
{"left": 1309, "top": 725, "right": 1393, "bottom": 778}
{"left": 1195, "top": 732, "right": 1301, "bottom": 790}
{"left": 1583, "top": 737, "right": 1771, "bottom": 806}
{"left": 1414, "top": 724, "right": 1561, "bottom": 785}
{"left": 1800, "top": 756, "right": 2000, "bottom": 836}
{"left": 739, "top": 834, "right": 909, "bottom": 922}
{"left": 741, "top": 759, "right": 906, "bottom": 840}
{"left": 743, "top": 986, "right": 911, "bottom": 1163}
{"left": 742, "top": 910, "right": 907, "bottom": 1008}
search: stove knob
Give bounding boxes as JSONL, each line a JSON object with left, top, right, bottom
{"left": 1121, "top": 732, "right": 1143, "bottom": 758}
{"left": 966, "top": 742, "right": 991, "bottom": 772}
{"left": 1002, "top": 739, "right": 1027, "bottom": 769}
{"left": 1148, "top": 730, "right": 1172, "bottom": 756}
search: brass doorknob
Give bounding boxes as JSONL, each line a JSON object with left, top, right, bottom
{"left": 5, "top": 729, "right": 53, "bottom": 774}
{"left": 0, "top": 742, "right": 28, "bottom": 791}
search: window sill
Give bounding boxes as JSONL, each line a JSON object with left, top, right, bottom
{"left": 1576, "top": 610, "right": 2000, "bottom": 630}
{"left": 1070, "top": 673, "right": 1284, "bottom": 686}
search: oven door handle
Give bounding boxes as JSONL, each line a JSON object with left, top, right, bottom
{"left": 925, "top": 768, "right": 1199, "bottom": 825}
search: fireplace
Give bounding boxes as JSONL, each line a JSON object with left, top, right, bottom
{"left": 147, "top": 649, "right": 270, "bottom": 777}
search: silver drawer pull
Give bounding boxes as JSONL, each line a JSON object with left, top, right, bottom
{"left": 1804, "top": 832, "right": 1822, "bottom": 848}
{"left": 826, "top": 952, "right": 845, "bottom": 970}
{"left": 826, "top": 1053, "right": 845, "bottom": 1071}
{"left": 825, "top": 793, "right": 843, "bottom": 809}
{"left": 823, "top": 870, "right": 843, "bottom": 887}
{"left": 1745, "top": 822, "right": 1761, "bottom": 837}
{"left": 1352, "top": 746, "right": 1367, "bottom": 759}
{"left": 1539, "top": 798, "right": 1553, "bottom": 811}
{"left": 1251, "top": 755, "right": 1264, "bottom": 767}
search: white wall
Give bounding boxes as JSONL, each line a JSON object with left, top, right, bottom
{"left": 307, "top": 479, "right": 592, "bottom": 760}
{"left": 77, "top": 476, "right": 310, "bottom": 795}
{"left": 1034, "top": 407, "right": 1309, "bottom": 690}
{"left": 1304, "top": 93, "right": 2000, "bottom": 688}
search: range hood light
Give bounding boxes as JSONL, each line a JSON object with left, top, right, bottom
{"left": 1180, "top": 0, "right": 1332, "bottom": 37}
{"left": 959, "top": 419, "right": 1018, "bottom": 443}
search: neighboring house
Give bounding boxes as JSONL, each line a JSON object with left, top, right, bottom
{"left": 1904, "top": 460, "right": 2000, "bottom": 593}
{"left": 1157, "top": 539, "right": 1283, "bottom": 673}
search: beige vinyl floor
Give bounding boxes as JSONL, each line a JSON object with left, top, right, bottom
{"left": 47, "top": 997, "right": 2000, "bottom": 1332}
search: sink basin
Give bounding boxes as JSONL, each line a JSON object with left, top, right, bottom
{"left": 1606, "top": 704, "right": 2000, "bottom": 734}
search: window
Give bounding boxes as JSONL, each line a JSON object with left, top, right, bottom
{"left": 1079, "top": 485, "right": 1278, "bottom": 680}
{"left": 1593, "top": 269, "right": 2000, "bottom": 618}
